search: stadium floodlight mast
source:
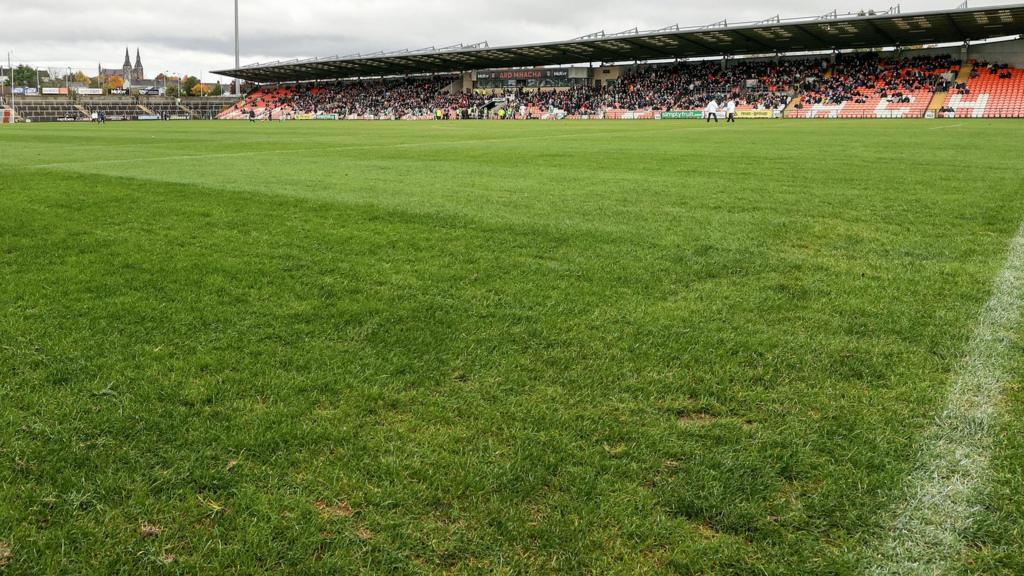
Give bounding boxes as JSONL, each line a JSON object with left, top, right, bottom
{"left": 7, "top": 52, "right": 13, "bottom": 114}
{"left": 234, "top": 0, "right": 241, "bottom": 96}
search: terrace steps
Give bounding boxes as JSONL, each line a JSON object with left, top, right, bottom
{"left": 956, "top": 64, "right": 974, "bottom": 83}
{"left": 138, "top": 104, "right": 156, "bottom": 115}
{"left": 74, "top": 104, "right": 91, "bottom": 117}
{"left": 927, "top": 91, "right": 949, "bottom": 112}
{"left": 781, "top": 95, "right": 804, "bottom": 117}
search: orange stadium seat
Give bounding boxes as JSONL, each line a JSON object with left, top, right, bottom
{"left": 942, "top": 65, "right": 1024, "bottom": 118}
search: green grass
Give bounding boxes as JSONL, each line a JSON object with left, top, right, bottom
{"left": 1, "top": 119, "right": 1023, "bottom": 575}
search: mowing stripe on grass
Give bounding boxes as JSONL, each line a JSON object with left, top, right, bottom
{"left": 868, "top": 221, "right": 1024, "bottom": 575}
{"left": 24, "top": 125, "right": 729, "bottom": 170}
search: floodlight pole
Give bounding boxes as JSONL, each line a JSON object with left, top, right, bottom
{"left": 8, "top": 52, "right": 14, "bottom": 115}
{"left": 234, "top": 0, "right": 241, "bottom": 96}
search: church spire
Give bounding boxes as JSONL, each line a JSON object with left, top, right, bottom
{"left": 134, "top": 48, "right": 142, "bottom": 69}
{"left": 123, "top": 48, "right": 131, "bottom": 67}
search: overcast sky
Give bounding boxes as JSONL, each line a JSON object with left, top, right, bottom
{"left": 2, "top": 0, "right": 1020, "bottom": 82}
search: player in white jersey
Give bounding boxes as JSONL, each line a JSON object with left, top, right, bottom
{"left": 705, "top": 99, "right": 719, "bottom": 123}
{"left": 725, "top": 99, "right": 737, "bottom": 123}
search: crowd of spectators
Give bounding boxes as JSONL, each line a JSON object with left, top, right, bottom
{"left": 236, "top": 56, "right": 824, "bottom": 119}
{"left": 951, "top": 81, "right": 971, "bottom": 95}
{"left": 966, "top": 61, "right": 1013, "bottom": 79}
{"left": 794, "top": 52, "right": 954, "bottom": 106}
{"left": 283, "top": 76, "right": 467, "bottom": 118}
{"left": 234, "top": 53, "right": 993, "bottom": 119}
{"left": 601, "top": 60, "right": 792, "bottom": 111}
{"left": 796, "top": 53, "right": 957, "bottom": 107}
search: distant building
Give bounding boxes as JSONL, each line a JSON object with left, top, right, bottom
{"left": 98, "top": 48, "right": 146, "bottom": 84}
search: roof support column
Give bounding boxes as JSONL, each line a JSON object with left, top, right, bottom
{"left": 234, "top": 0, "right": 241, "bottom": 96}
{"left": 961, "top": 40, "right": 970, "bottom": 63}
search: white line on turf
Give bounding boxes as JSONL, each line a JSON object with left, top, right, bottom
{"left": 928, "top": 123, "right": 964, "bottom": 130}
{"left": 868, "top": 220, "right": 1024, "bottom": 575}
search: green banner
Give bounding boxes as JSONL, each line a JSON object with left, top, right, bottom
{"left": 659, "top": 111, "right": 703, "bottom": 120}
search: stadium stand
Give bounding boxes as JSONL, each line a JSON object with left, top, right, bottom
{"left": 205, "top": 4, "right": 1024, "bottom": 122}
{"left": 219, "top": 63, "right": 798, "bottom": 120}
{"left": 786, "top": 54, "right": 957, "bottom": 119}
{"left": 9, "top": 54, "right": 1019, "bottom": 123}
{"left": 216, "top": 5, "right": 1024, "bottom": 82}
{"left": 181, "top": 98, "right": 235, "bottom": 119}
{"left": 218, "top": 52, "right": 1024, "bottom": 121}
{"left": 140, "top": 99, "right": 190, "bottom": 119}
{"left": 77, "top": 99, "right": 145, "bottom": 121}
{"left": 4, "top": 96, "right": 234, "bottom": 122}
{"left": 941, "top": 61, "right": 1024, "bottom": 118}
{"left": 9, "top": 99, "right": 88, "bottom": 122}
{"left": 218, "top": 77, "right": 466, "bottom": 119}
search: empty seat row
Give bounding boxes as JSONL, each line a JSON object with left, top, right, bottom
{"left": 10, "top": 99, "right": 86, "bottom": 122}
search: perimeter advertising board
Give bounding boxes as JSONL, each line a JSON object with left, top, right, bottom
{"left": 659, "top": 111, "right": 703, "bottom": 119}
{"left": 735, "top": 109, "right": 775, "bottom": 119}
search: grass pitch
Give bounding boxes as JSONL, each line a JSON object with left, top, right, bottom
{"left": 1, "top": 119, "right": 1023, "bottom": 575}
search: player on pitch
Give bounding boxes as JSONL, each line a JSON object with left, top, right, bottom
{"left": 705, "top": 99, "right": 719, "bottom": 123}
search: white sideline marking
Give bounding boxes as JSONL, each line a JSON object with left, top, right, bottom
{"left": 869, "top": 221, "right": 1024, "bottom": 575}
{"left": 928, "top": 123, "right": 964, "bottom": 130}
